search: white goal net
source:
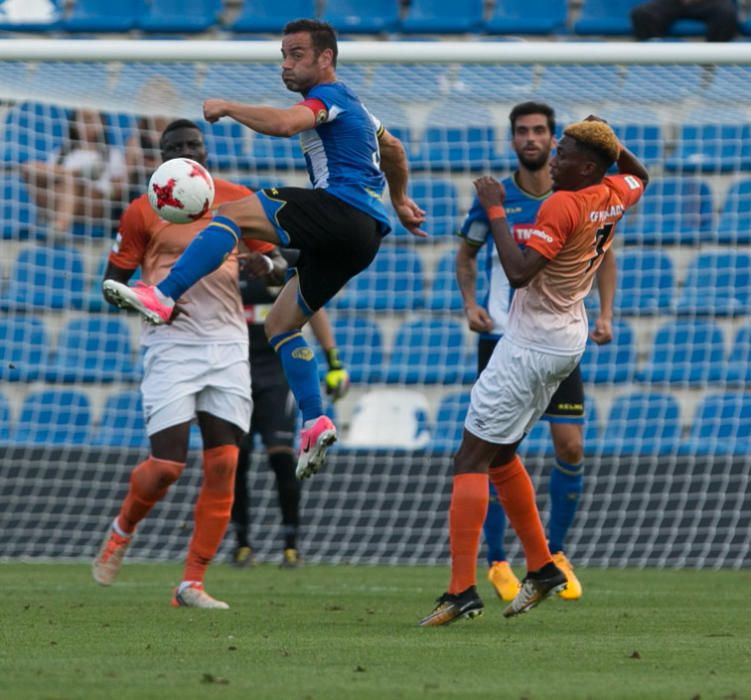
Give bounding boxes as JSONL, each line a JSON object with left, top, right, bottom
{"left": 0, "top": 41, "right": 749, "bottom": 568}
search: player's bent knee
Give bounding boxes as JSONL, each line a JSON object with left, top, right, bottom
{"left": 131, "top": 457, "right": 185, "bottom": 494}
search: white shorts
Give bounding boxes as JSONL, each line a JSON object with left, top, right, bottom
{"left": 140, "top": 342, "right": 252, "bottom": 437}
{"left": 465, "top": 337, "right": 582, "bottom": 445}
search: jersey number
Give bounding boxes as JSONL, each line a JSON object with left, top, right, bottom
{"left": 588, "top": 223, "right": 613, "bottom": 269}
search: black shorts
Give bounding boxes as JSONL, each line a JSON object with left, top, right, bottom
{"left": 477, "top": 336, "right": 584, "bottom": 422}
{"left": 243, "top": 380, "right": 297, "bottom": 451}
{"left": 258, "top": 187, "right": 381, "bottom": 313}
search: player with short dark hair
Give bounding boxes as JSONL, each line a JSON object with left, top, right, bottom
{"left": 457, "top": 101, "right": 616, "bottom": 604}
{"left": 421, "top": 117, "right": 648, "bottom": 626}
{"left": 103, "top": 19, "right": 426, "bottom": 481}
{"left": 92, "top": 119, "right": 274, "bottom": 609}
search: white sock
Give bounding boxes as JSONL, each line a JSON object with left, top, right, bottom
{"left": 111, "top": 518, "right": 131, "bottom": 539}
{"left": 178, "top": 580, "right": 202, "bottom": 593}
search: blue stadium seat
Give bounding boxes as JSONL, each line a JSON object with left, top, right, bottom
{"left": 665, "top": 123, "right": 751, "bottom": 174}
{"left": 453, "top": 65, "right": 536, "bottom": 103}
{"left": 12, "top": 390, "right": 91, "bottom": 446}
{"left": 0, "top": 316, "right": 49, "bottom": 382}
{"left": 321, "top": 0, "right": 399, "bottom": 33}
{"left": 724, "top": 325, "right": 751, "bottom": 386}
{"left": 91, "top": 390, "right": 148, "bottom": 448}
{"left": 618, "top": 177, "right": 714, "bottom": 246}
{"left": 611, "top": 122, "right": 663, "bottom": 168}
{"left": 198, "top": 119, "right": 251, "bottom": 170}
{"left": 520, "top": 400, "right": 599, "bottom": 458}
{"left": 320, "top": 316, "right": 385, "bottom": 383}
{"left": 400, "top": 0, "right": 484, "bottom": 33}
{"left": 44, "top": 317, "right": 139, "bottom": 383}
{"left": 113, "top": 63, "right": 200, "bottom": 107}
{"left": 484, "top": 0, "right": 567, "bottom": 34}
{"left": 0, "top": 174, "right": 38, "bottom": 240}
{"left": 680, "top": 393, "right": 751, "bottom": 455}
{"left": 580, "top": 319, "right": 637, "bottom": 384}
{"left": 332, "top": 245, "right": 425, "bottom": 311}
{"left": 28, "top": 63, "right": 110, "bottom": 103}
{"left": 433, "top": 390, "right": 470, "bottom": 453}
{"left": 201, "top": 63, "right": 281, "bottom": 102}
{"left": 637, "top": 319, "right": 726, "bottom": 385}
{"left": 703, "top": 65, "right": 751, "bottom": 104}
{"left": 1, "top": 102, "right": 67, "bottom": 164}
{"left": 596, "top": 392, "right": 682, "bottom": 456}
{"left": 413, "top": 125, "right": 499, "bottom": 173}
{"left": 390, "top": 177, "right": 458, "bottom": 241}
{"left": 0, "top": 245, "right": 86, "bottom": 311}
{"left": 533, "top": 65, "right": 621, "bottom": 104}
{"left": 230, "top": 0, "right": 316, "bottom": 33}
{"left": 137, "top": 0, "right": 219, "bottom": 33}
{"left": 618, "top": 65, "right": 704, "bottom": 103}
{"left": 616, "top": 249, "right": 674, "bottom": 316}
{"left": 0, "top": 0, "right": 63, "bottom": 31}
{"left": 0, "top": 392, "right": 10, "bottom": 443}
{"left": 676, "top": 252, "right": 751, "bottom": 317}
{"left": 574, "top": 0, "right": 642, "bottom": 34}
{"left": 367, "top": 64, "right": 451, "bottom": 102}
{"left": 384, "top": 319, "right": 473, "bottom": 385}
{"left": 65, "top": 0, "right": 140, "bottom": 32}
{"left": 717, "top": 179, "right": 751, "bottom": 245}
{"left": 250, "top": 133, "right": 306, "bottom": 171}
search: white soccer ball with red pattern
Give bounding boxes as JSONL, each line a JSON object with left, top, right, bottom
{"left": 148, "top": 157, "right": 215, "bottom": 224}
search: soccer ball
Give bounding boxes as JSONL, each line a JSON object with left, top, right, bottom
{"left": 147, "top": 158, "right": 215, "bottom": 224}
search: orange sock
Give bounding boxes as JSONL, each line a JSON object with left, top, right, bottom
{"left": 117, "top": 456, "right": 185, "bottom": 534}
{"left": 448, "top": 473, "right": 489, "bottom": 594}
{"left": 183, "top": 444, "right": 239, "bottom": 583}
{"left": 489, "top": 455, "right": 552, "bottom": 572}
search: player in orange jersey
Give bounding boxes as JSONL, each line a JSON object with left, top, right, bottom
{"left": 92, "top": 119, "right": 277, "bottom": 609}
{"left": 420, "top": 117, "right": 649, "bottom": 626}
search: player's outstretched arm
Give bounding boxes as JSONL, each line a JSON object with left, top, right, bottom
{"left": 203, "top": 99, "right": 316, "bottom": 138}
{"left": 473, "top": 176, "right": 548, "bottom": 288}
{"left": 378, "top": 129, "right": 427, "bottom": 238}
{"left": 591, "top": 247, "right": 615, "bottom": 345}
{"left": 456, "top": 240, "right": 493, "bottom": 333}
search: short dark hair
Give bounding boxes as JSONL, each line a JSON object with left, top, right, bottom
{"left": 283, "top": 18, "right": 338, "bottom": 68}
{"left": 509, "top": 102, "right": 556, "bottom": 135}
{"left": 160, "top": 119, "right": 201, "bottom": 147}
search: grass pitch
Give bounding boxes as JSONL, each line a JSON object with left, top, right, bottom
{"left": 1, "top": 563, "right": 749, "bottom": 700}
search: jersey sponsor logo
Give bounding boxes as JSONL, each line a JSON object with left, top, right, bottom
{"left": 516, "top": 227, "right": 553, "bottom": 244}
{"left": 589, "top": 204, "right": 624, "bottom": 222}
{"left": 505, "top": 206, "right": 523, "bottom": 215}
{"left": 291, "top": 347, "right": 315, "bottom": 361}
{"left": 624, "top": 175, "right": 641, "bottom": 190}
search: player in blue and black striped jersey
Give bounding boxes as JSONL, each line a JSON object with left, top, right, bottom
{"left": 104, "top": 19, "right": 426, "bottom": 482}
{"left": 456, "top": 102, "right": 617, "bottom": 604}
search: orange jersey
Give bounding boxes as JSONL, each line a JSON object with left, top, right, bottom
{"left": 506, "top": 174, "right": 644, "bottom": 355}
{"left": 110, "top": 178, "right": 273, "bottom": 347}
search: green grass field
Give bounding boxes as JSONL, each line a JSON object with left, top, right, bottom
{"left": 1, "top": 563, "right": 749, "bottom": 700}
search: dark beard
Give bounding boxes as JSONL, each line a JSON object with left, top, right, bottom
{"left": 517, "top": 152, "right": 548, "bottom": 172}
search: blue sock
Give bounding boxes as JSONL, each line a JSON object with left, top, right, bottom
{"left": 548, "top": 458, "right": 584, "bottom": 554}
{"left": 270, "top": 331, "right": 323, "bottom": 423}
{"left": 157, "top": 216, "right": 240, "bottom": 300}
{"left": 483, "top": 483, "right": 507, "bottom": 565}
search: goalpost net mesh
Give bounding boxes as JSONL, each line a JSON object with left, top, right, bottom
{"left": 0, "top": 45, "right": 749, "bottom": 568}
